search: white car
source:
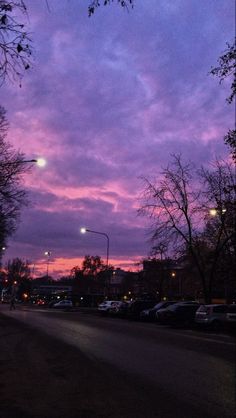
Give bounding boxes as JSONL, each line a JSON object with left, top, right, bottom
{"left": 195, "top": 304, "right": 228, "bottom": 331}
{"left": 97, "top": 300, "right": 117, "bottom": 313}
{"left": 53, "top": 300, "right": 73, "bottom": 309}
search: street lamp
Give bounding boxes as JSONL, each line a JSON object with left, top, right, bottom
{"left": 0, "top": 157, "right": 46, "bottom": 167}
{"left": 44, "top": 251, "right": 51, "bottom": 278}
{"left": 170, "top": 271, "right": 182, "bottom": 298}
{"left": 20, "top": 158, "right": 46, "bottom": 167}
{"left": 80, "top": 227, "right": 110, "bottom": 268}
{"left": 209, "top": 207, "right": 227, "bottom": 217}
{"left": 35, "top": 158, "right": 46, "bottom": 167}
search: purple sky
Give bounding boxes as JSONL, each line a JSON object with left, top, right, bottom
{"left": 1, "top": 0, "right": 234, "bottom": 277}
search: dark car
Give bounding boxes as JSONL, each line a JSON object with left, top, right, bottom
{"left": 109, "top": 301, "right": 130, "bottom": 317}
{"left": 226, "top": 304, "right": 236, "bottom": 332}
{"left": 48, "top": 299, "right": 58, "bottom": 308}
{"left": 158, "top": 302, "right": 200, "bottom": 327}
{"left": 127, "top": 299, "right": 157, "bottom": 320}
{"left": 140, "top": 301, "right": 177, "bottom": 321}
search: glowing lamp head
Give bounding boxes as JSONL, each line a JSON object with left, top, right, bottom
{"left": 36, "top": 158, "right": 46, "bottom": 167}
{"left": 209, "top": 208, "right": 217, "bottom": 217}
{"left": 80, "top": 227, "right": 87, "bottom": 234}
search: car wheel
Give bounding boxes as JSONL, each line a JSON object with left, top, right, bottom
{"left": 108, "top": 308, "right": 114, "bottom": 315}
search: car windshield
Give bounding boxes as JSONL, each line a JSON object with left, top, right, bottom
{"left": 197, "top": 305, "right": 207, "bottom": 312}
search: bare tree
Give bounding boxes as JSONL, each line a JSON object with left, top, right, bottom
{"left": 0, "top": 1, "right": 32, "bottom": 86}
{"left": 210, "top": 38, "right": 236, "bottom": 162}
{"left": 200, "top": 160, "right": 236, "bottom": 296}
{"left": 210, "top": 38, "right": 236, "bottom": 104}
{"left": 0, "top": 105, "right": 30, "bottom": 258}
{"left": 88, "top": 0, "right": 134, "bottom": 17}
{"left": 5, "top": 256, "right": 30, "bottom": 282}
{"left": 139, "top": 154, "right": 235, "bottom": 303}
{"left": 224, "top": 129, "right": 236, "bottom": 163}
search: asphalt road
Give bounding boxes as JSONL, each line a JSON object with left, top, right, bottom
{"left": 1, "top": 305, "right": 235, "bottom": 418}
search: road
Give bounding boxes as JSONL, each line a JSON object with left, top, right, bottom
{"left": 1, "top": 304, "right": 235, "bottom": 418}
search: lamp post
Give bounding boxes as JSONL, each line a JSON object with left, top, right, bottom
{"left": 80, "top": 227, "right": 110, "bottom": 268}
{"left": 80, "top": 227, "right": 110, "bottom": 297}
{"left": 23, "top": 158, "right": 46, "bottom": 167}
{"left": 0, "top": 158, "right": 46, "bottom": 167}
{"left": 44, "top": 251, "right": 51, "bottom": 279}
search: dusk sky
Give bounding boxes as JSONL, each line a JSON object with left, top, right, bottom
{"left": 1, "top": 0, "right": 234, "bottom": 278}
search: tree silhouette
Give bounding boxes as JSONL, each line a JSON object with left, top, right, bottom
{"left": 0, "top": 1, "right": 32, "bottom": 86}
{"left": 139, "top": 154, "right": 235, "bottom": 303}
{"left": 0, "top": 106, "right": 30, "bottom": 257}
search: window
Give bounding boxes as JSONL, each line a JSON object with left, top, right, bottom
{"left": 213, "top": 305, "right": 228, "bottom": 313}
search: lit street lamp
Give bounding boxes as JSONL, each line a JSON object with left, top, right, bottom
{"left": 19, "top": 158, "right": 47, "bottom": 167}
{"left": 209, "top": 207, "right": 227, "bottom": 217}
{"left": 80, "top": 227, "right": 110, "bottom": 268}
{"left": 171, "top": 270, "right": 182, "bottom": 297}
{"left": 35, "top": 158, "right": 46, "bottom": 167}
{"left": 44, "top": 251, "right": 52, "bottom": 278}
{"left": 0, "top": 157, "right": 46, "bottom": 167}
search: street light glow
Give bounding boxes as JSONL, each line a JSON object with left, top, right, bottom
{"left": 80, "top": 227, "right": 87, "bottom": 234}
{"left": 209, "top": 208, "right": 227, "bottom": 216}
{"left": 0, "top": 158, "right": 46, "bottom": 167}
{"left": 36, "top": 158, "right": 46, "bottom": 167}
{"left": 209, "top": 208, "right": 217, "bottom": 216}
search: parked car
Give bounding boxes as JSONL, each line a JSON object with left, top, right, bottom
{"left": 195, "top": 304, "right": 228, "bottom": 331}
{"left": 52, "top": 300, "right": 73, "bottom": 310}
{"left": 127, "top": 299, "right": 157, "bottom": 320}
{"left": 140, "top": 301, "right": 177, "bottom": 321}
{"left": 48, "top": 299, "right": 58, "bottom": 308}
{"left": 226, "top": 304, "right": 236, "bottom": 332}
{"left": 157, "top": 301, "right": 198, "bottom": 323}
{"left": 36, "top": 299, "right": 46, "bottom": 306}
{"left": 158, "top": 302, "right": 200, "bottom": 327}
{"left": 108, "top": 301, "right": 130, "bottom": 317}
{"left": 97, "top": 300, "right": 118, "bottom": 313}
